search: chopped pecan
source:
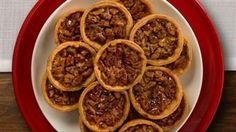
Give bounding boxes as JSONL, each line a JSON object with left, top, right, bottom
{"left": 84, "top": 85, "right": 126, "bottom": 128}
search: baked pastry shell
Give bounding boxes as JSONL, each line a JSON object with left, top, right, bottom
{"left": 94, "top": 39, "right": 147, "bottom": 92}
{"left": 130, "top": 14, "right": 184, "bottom": 66}
{"left": 47, "top": 41, "right": 96, "bottom": 91}
{"left": 129, "top": 66, "right": 183, "bottom": 119}
{"left": 78, "top": 81, "right": 130, "bottom": 132}
{"left": 80, "top": 0, "right": 134, "bottom": 50}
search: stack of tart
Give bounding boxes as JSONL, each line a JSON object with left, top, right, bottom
{"left": 42, "top": 0, "right": 192, "bottom": 131}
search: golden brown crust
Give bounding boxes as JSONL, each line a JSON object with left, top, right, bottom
{"left": 79, "top": 81, "right": 130, "bottom": 132}
{"left": 55, "top": 9, "right": 85, "bottom": 45}
{"left": 94, "top": 39, "right": 147, "bottom": 91}
{"left": 79, "top": 116, "right": 92, "bottom": 132}
{"left": 155, "top": 94, "right": 189, "bottom": 131}
{"left": 129, "top": 66, "right": 183, "bottom": 119}
{"left": 164, "top": 38, "right": 192, "bottom": 76}
{"left": 112, "top": 0, "right": 154, "bottom": 23}
{"left": 42, "top": 73, "right": 81, "bottom": 112}
{"left": 80, "top": 1, "right": 133, "bottom": 50}
{"left": 47, "top": 41, "right": 96, "bottom": 91}
{"left": 119, "top": 119, "right": 163, "bottom": 132}
{"left": 130, "top": 14, "right": 184, "bottom": 66}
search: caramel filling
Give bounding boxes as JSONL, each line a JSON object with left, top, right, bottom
{"left": 165, "top": 41, "right": 189, "bottom": 70}
{"left": 85, "top": 7, "right": 127, "bottom": 45}
{"left": 134, "top": 18, "right": 178, "bottom": 60}
{"left": 155, "top": 98, "right": 185, "bottom": 127}
{"left": 98, "top": 43, "right": 142, "bottom": 86}
{"left": 133, "top": 70, "right": 177, "bottom": 115}
{"left": 118, "top": 0, "right": 151, "bottom": 23}
{"left": 124, "top": 124, "right": 159, "bottom": 132}
{"left": 46, "top": 79, "right": 81, "bottom": 105}
{"left": 83, "top": 84, "right": 126, "bottom": 128}
{"left": 51, "top": 46, "right": 93, "bottom": 88}
{"left": 58, "top": 11, "right": 83, "bottom": 43}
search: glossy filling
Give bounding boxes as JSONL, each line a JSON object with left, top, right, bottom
{"left": 85, "top": 7, "right": 127, "bottom": 45}
{"left": 124, "top": 124, "right": 159, "bottom": 132}
{"left": 51, "top": 46, "right": 93, "bottom": 88}
{"left": 57, "top": 11, "right": 83, "bottom": 43}
{"left": 118, "top": 0, "right": 151, "bottom": 23}
{"left": 98, "top": 43, "right": 142, "bottom": 86}
{"left": 134, "top": 18, "right": 179, "bottom": 60}
{"left": 165, "top": 40, "right": 189, "bottom": 70}
{"left": 46, "top": 79, "right": 81, "bottom": 105}
{"left": 133, "top": 70, "right": 177, "bottom": 115}
{"left": 83, "top": 84, "right": 126, "bottom": 128}
{"left": 155, "top": 97, "right": 185, "bottom": 127}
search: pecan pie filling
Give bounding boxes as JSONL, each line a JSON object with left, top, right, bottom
{"left": 57, "top": 11, "right": 83, "bottom": 43}
{"left": 85, "top": 7, "right": 128, "bottom": 45}
{"left": 124, "top": 124, "right": 158, "bottom": 132}
{"left": 133, "top": 70, "right": 177, "bottom": 115}
{"left": 117, "top": 0, "right": 152, "bottom": 23}
{"left": 98, "top": 43, "right": 142, "bottom": 87}
{"left": 51, "top": 46, "right": 93, "bottom": 88}
{"left": 155, "top": 97, "right": 185, "bottom": 127}
{"left": 83, "top": 84, "right": 126, "bottom": 128}
{"left": 134, "top": 18, "right": 179, "bottom": 60}
{"left": 46, "top": 79, "right": 81, "bottom": 105}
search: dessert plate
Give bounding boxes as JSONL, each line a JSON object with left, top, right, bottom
{"left": 13, "top": 0, "right": 224, "bottom": 131}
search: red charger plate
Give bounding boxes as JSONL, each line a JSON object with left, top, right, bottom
{"left": 12, "top": 0, "right": 224, "bottom": 131}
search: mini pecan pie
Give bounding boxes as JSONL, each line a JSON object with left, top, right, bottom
{"left": 94, "top": 39, "right": 147, "bottom": 91}
{"left": 164, "top": 38, "right": 192, "bottom": 76}
{"left": 79, "top": 81, "right": 130, "bottom": 131}
{"left": 119, "top": 119, "right": 163, "bottom": 132}
{"left": 154, "top": 94, "right": 188, "bottom": 131}
{"left": 130, "top": 14, "right": 184, "bottom": 66}
{"left": 80, "top": 1, "right": 133, "bottom": 50}
{"left": 114, "top": 0, "right": 154, "bottom": 23}
{"left": 129, "top": 66, "right": 183, "bottom": 119}
{"left": 55, "top": 9, "right": 84, "bottom": 45}
{"left": 47, "top": 41, "right": 96, "bottom": 91}
{"left": 42, "top": 73, "right": 82, "bottom": 112}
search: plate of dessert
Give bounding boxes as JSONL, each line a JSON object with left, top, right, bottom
{"left": 13, "top": 0, "right": 224, "bottom": 131}
{"left": 31, "top": 0, "right": 202, "bottom": 131}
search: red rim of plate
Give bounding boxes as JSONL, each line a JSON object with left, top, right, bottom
{"left": 12, "top": 0, "right": 224, "bottom": 131}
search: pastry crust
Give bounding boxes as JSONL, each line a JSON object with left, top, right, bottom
{"left": 79, "top": 81, "right": 130, "bottom": 132}
{"left": 119, "top": 119, "right": 163, "bottom": 132}
{"left": 42, "top": 73, "right": 81, "bottom": 112}
{"left": 112, "top": 0, "right": 154, "bottom": 23}
{"left": 55, "top": 9, "right": 84, "bottom": 45}
{"left": 94, "top": 39, "right": 147, "bottom": 91}
{"left": 129, "top": 66, "right": 183, "bottom": 119}
{"left": 164, "top": 38, "right": 192, "bottom": 76}
{"left": 80, "top": 0, "right": 133, "bottom": 50}
{"left": 79, "top": 116, "right": 92, "bottom": 132}
{"left": 47, "top": 41, "right": 96, "bottom": 91}
{"left": 130, "top": 14, "right": 184, "bottom": 66}
{"left": 155, "top": 94, "right": 189, "bottom": 131}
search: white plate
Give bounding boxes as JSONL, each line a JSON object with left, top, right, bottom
{"left": 31, "top": 0, "right": 203, "bottom": 131}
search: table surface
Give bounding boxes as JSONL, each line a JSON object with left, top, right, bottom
{"left": 0, "top": 72, "right": 235, "bottom": 131}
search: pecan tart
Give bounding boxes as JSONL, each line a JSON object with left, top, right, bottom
{"left": 119, "top": 119, "right": 163, "bottom": 132}
{"left": 47, "top": 41, "right": 96, "bottom": 91}
{"left": 55, "top": 9, "right": 84, "bottom": 45}
{"left": 79, "top": 81, "right": 130, "bottom": 131}
{"left": 130, "top": 14, "right": 184, "bottom": 66}
{"left": 94, "top": 39, "right": 147, "bottom": 91}
{"left": 154, "top": 94, "right": 188, "bottom": 131}
{"left": 80, "top": 1, "right": 133, "bottom": 50}
{"left": 129, "top": 66, "right": 183, "bottom": 119}
{"left": 113, "top": 0, "right": 154, "bottom": 23}
{"left": 42, "top": 73, "right": 81, "bottom": 112}
{"left": 164, "top": 38, "right": 192, "bottom": 76}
